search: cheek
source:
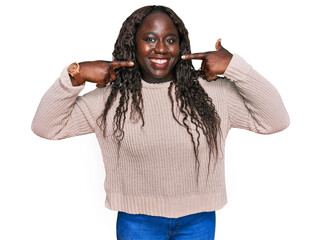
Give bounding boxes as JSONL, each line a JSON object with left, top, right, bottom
{"left": 170, "top": 45, "right": 180, "bottom": 61}
{"left": 136, "top": 44, "right": 149, "bottom": 68}
{"left": 171, "top": 43, "right": 180, "bottom": 55}
{"left": 137, "top": 43, "right": 152, "bottom": 57}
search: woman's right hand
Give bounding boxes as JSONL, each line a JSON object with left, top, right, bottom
{"left": 72, "top": 60, "right": 134, "bottom": 88}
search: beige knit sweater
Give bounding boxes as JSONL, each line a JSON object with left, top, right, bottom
{"left": 32, "top": 54, "right": 290, "bottom": 218}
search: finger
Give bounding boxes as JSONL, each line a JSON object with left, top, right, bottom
{"left": 201, "top": 59, "right": 206, "bottom": 72}
{"left": 181, "top": 52, "right": 207, "bottom": 60}
{"left": 206, "top": 74, "right": 217, "bottom": 81}
{"left": 110, "top": 69, "right": 116, "bottom": 81}
{"left": 96, "top": 82, "right": 106, "bottom": 88}
{"left": 96, "top": 76, "right": 108, "bottom": 88}
{"left": 215, "top": 38, "right": 222, "bottom": 51}
{"left": 111, "top": 61, "right": 134, "bottom": 69}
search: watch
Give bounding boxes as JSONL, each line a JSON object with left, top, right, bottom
{"left": 67, "top": 62, "right": 84, "bottom": 85}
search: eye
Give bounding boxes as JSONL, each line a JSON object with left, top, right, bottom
{"left": 145, "top": 37, "right": 156, "bottom": 43}
{"left": 166, "top": 38, "right": 176, "bottom": 44}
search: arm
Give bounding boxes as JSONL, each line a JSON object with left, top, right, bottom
{"left": 182, "top": 39, "right": 289, "bottom": 134}
{"left": 31, "top": 67, "right": 102, "bottom": 140}
{"left": 224, "top": 54, "right": 290, "bottom": 134}
{"left": 31, "top": 60, "right": 134, "bottom": 140}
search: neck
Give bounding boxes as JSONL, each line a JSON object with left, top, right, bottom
{"left": 142, "top": 73, "right": 174, "bottom": 84}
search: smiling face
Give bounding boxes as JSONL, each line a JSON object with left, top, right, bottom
{"left": 135, "top": 11, "right": 180, "bottom": 83}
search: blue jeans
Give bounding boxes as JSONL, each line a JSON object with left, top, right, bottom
{"left": 116, "top": 211, "right": 216, "bottom": 240}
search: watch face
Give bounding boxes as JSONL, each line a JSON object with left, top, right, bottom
{"left": 68, "top": 63, "right": 78, "bottom": 74}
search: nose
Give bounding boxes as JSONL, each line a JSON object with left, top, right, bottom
{"left": 154, "top": 40, "right": 167, "bottom": 54}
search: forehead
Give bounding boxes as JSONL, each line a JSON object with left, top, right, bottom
{"left": 138, "top": 11, "right": 178, "bottom": 34}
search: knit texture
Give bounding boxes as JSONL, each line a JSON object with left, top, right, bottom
{"left": 32, "top": 55, "right": 290, "bottom": 217}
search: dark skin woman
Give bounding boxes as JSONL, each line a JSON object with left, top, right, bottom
{"left": 70, "top": 10, "right": 232, "bottom": 183}
{"left": 32, "top": 5, "right": 289, "bottom": 239}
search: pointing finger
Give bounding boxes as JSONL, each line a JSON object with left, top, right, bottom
{"left": 181, "top": 52, "right": 208, "bottom": 60}
{"left": 111, "top": 61, "right": 134, "bottom": 69}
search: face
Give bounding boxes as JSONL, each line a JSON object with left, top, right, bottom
{"left": 136, "top": 11, "right": 180, "bottom": 83}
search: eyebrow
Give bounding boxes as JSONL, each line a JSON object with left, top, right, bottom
{"left": 144, "top": 32, "right": 178, "bottom": 37}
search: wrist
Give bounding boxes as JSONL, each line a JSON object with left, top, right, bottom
{"left": 67, "top": 62, "right": 85, "bottom": 86}
{"left": 69, "top": 74, "right": 85, "bottom": 86}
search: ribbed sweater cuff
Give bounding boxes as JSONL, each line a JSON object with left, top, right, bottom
{"left": 58, "top": 67, "right": 85, "bottom": 94}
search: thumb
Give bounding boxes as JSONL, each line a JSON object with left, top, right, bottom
{"left": 215, "top": 38, "right": 223, "bottom": 51}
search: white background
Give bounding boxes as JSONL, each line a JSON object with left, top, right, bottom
{"left": 1, "top": 0, "right": 320, "bottom": 239}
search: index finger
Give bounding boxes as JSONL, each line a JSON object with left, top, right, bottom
{"left": 181, "top": 52, "right": 208, "bottom": 60}
{"left": 111, "top": 61, "right": 134, "bottom": 69}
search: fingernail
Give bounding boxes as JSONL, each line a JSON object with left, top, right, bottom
{"left": 181, "top": 55, "right": 185, "bottom": 59}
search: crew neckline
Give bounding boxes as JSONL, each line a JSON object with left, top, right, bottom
{"left": 141, "top": 79, "right": 172, "bottom": 89}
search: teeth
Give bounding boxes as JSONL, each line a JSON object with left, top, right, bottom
{"left": 150, "top": 59, "right": 168, "bottom": 64}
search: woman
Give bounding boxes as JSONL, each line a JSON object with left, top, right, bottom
{"left": 32, "top": 5, "right": 290, "bottom": 240}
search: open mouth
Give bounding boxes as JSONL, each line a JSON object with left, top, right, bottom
{"left": 149, "top": 58, "right": 170, "bottom": 68}
{"left": 150, "top": 59, "right": 169, "bottom": 64}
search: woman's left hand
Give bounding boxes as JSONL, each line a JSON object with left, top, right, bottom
{"left": 181, "top": 38, "right": 233, "bottom": 80}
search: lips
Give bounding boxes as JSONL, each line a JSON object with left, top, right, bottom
{"left": 149, "top": 58, "right": 170, "bottom": 69}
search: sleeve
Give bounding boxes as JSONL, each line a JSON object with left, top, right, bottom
{"left": 31, "top": 67, "right": 105, "bottom": 140}
{"left": 224, "top": 54, "right": 290, "bottom": 134}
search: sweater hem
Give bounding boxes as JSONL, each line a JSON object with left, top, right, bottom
{"left": 104, "top": 191, "right": 227, "bottom": 218}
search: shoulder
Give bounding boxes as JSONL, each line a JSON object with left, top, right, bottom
{"left": 79, "top": 84, "right": 111, "bottom": 103}
{"left": 76, "top": 84, "right": 112, "bottom": 119}
{"left": 197, "top": 76, "right": 234, "bottom": 95}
